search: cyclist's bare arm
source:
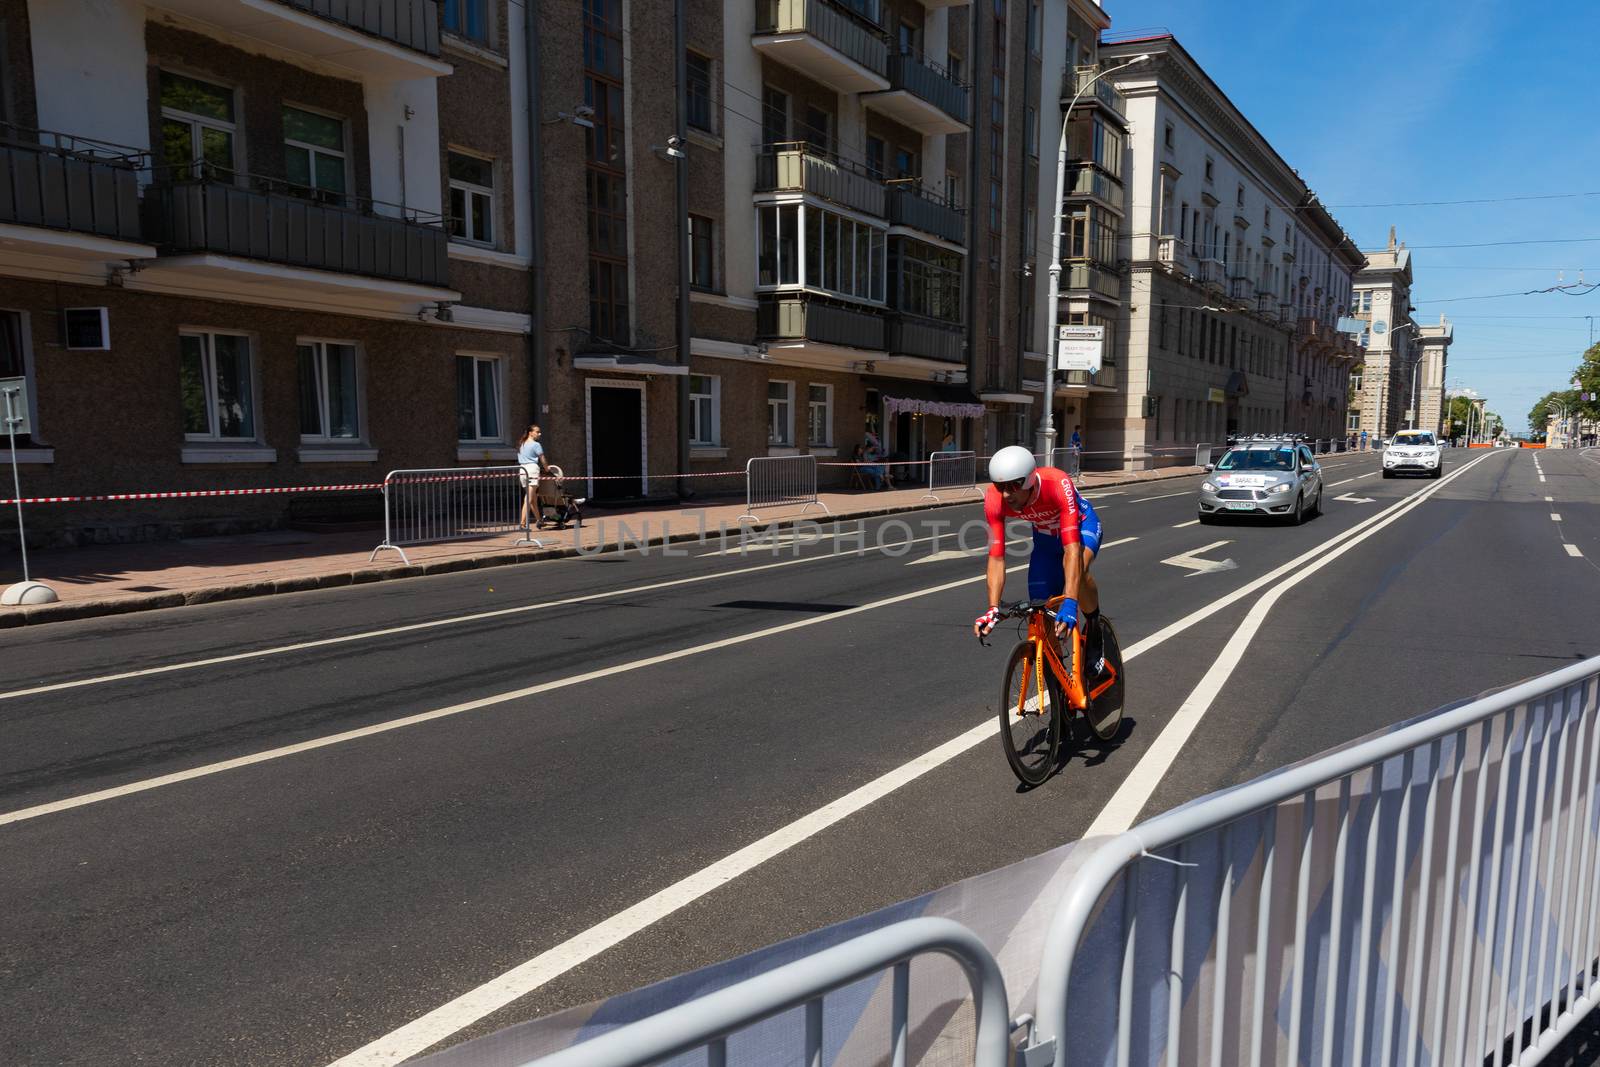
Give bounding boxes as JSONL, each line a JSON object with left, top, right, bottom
{"left": 974, "top": 555, "right": 1009, "bottom": 636}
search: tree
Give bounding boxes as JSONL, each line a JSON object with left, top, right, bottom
{"left": 1529, "top": 390, "right": 1578, "bottom": 435}
{"left": 1486, "top": 412, "right": 1504, "bottom": 439}
{"left": 1446, "top": 395, "right": 1475, "bottom": 439}
{"left": 1573, "top": 341, "right": 1600, "bottom": 419}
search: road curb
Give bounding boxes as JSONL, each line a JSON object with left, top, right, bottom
{"left": 0, "top": 467, "right": 1202, "bottom": 628}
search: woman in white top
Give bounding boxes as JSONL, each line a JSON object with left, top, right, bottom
{"left": 517, "top": 425, "right": 546, "bottom": 529}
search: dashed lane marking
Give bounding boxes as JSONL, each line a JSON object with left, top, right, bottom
{"left": 1553, "top": 513, "right": 1563, "bottom": 522}
{"left": 1173, "top": 519, "right": 1200, "bottom": 528}
{"left": 1567, "top": 544, "right": 1584, "bottom": 558}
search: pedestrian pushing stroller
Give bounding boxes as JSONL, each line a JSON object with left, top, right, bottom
{"left": 533, "top": 464, "right": 584, "bottom": 529}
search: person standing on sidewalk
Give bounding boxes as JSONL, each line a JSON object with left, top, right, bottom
{"left": 517, "top": 425, "right": 547, "bottom": 529}
{"left": 1070, "top": 426, "right": 1083, "bottom": 452}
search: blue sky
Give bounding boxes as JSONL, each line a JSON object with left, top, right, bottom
{"left": 1112, "top": 0, "right": 1600, "bottom": 431}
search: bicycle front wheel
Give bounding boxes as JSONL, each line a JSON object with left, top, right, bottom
{"left": 998, "top": 640, "right": 1061, "bottom": 786}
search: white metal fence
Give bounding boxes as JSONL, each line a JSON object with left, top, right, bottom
{"left": 1029, "top": 655, "right": 1600, "bottom": 1067}
{"left": 369, "top": 465, "right": 543, "bottom": 564}
{"left": 1048, "top": 448, "right": 1083, "bottom": 478}
{"left": 921, "top": 450, "right": 981, "bottom": 502}
{"left": 740, "top": 455, "right": 829, "bottom": 522}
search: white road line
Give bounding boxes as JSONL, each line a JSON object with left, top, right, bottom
{"left": 0, "top": 530, "right": 967, "bottom": 704}
{"left": 1082, "top": 491, "right": 1125, "bottom": 499}
{"left": 1100, "top": 536, "right": 1140, "bottom": 549}
{"left": 1553, "top": 513, "right": 1563, "bottom": 522}
{"left": 1126, "top": 490, "right": 1192, "bottom": 503}
{"left": 325, "top": 453, "right": 1506, "bottom": 1067}
{"left": 1086, "top": 450, "right": 1499, "bottom": 836}
{"left": 1172, "top": 519, "right": 1200, "bottom": 528}
{"left": 1330, "top": 477, "right": 1358, "bottom": 487}
{"left": 1540, "top": 475, "right": 1548, "bottom": 483}
{"left": 1546, "top": 496, "right": 1554, "bottom": 502}
{"left": 1567, "top": 544, "right": 1585, "bottom": 558}
{"left": 0, "top": 566, "right": 1031, "bottom": 831}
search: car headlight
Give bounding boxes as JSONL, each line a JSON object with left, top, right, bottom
{"left": 1269, "top": 482, "right": 1293, "bottom": 494}
{"left": 1201, "top": 481, "right": 1217, "bottom": 493}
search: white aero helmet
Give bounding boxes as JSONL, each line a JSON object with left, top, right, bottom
{"left": 988, "top": 445, "right": 1037, "bottom": 486}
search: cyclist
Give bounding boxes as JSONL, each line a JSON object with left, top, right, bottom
{"left": 972, "top": 446, "right": 1103, "bottom": 661}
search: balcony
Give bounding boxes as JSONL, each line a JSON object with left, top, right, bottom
{"left": 0, "top": 126, "right": 151, "bottom": 261}
{"left": 865, "top": 53, "right": 969, "bottom": 135}
{"left": 758, "top": 294, "right": 886, "bottom": 351}
{"left": 1256, "top": 292, "right": 1275, "bottom": 315}
{"left": 885, "top": 183, "right": 964, "bottom": 244}
{"left": 144, "top": 0, "right": 449, "bottom": 78}
{"left": 1066, "top": 163, "right": 1124, "bottom": 212}
{"left": 753, "top": 0, "right": 889, "bottom": 95}
{"left": 1066, "top": 261, "right": 1121, "bottom": 302}
{"left": 1197, "top": 258, "right": 1226, "bottom": 292}
{"left": 1155, "top": 236, "right": 1189, "bottom": 274}
{"left": 146, "top": 176, "right": 452, "bottom": 296}
{"left": 1061, "top": 67, "right": 1128, "bottom": 123}
{"left": 886, "top": 313, "right": 962, "bottom": 363}
{"left": 756, "top": 143, "right": 885, "bottom": 218}
{"left": 1227, "top": 276, "right": 1253, "bottom": 302}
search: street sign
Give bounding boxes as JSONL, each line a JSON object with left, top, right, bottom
{"left": 0, "top": 378, "right": 29, "bottom": 436}
{"left": 1335, "top": 316, "right": 1364, "bottom": 335}
{"left": 1056, "top": 324, "right": 1104, "bottom": 373}
{"left": 1373, "top": 320, "right": 1388, "bottom": 334}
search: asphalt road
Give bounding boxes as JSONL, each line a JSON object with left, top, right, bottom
{"left": 4, "top": 446, "right": 1599, "bottom": 1065}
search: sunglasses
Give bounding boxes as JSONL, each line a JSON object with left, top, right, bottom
{"left": 995, "top": 477, "right": 1029, "bottom": 493}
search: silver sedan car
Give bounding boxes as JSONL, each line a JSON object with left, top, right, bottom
{"left": 1198, "top": 440, "right": 1324, "bottom": 524}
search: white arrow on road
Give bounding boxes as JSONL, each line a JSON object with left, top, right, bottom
{"left": 1161, "top": 540, "right": 1238, "bottom": 577}
{"left": 1334, "top": 492, "right": 1376, "bottom": 504}
{"left": 906, "top": 548, "right": 984, "bottom": 565}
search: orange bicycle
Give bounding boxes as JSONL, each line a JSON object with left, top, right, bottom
{"left": 982, "top": 598, "right": 1125, "bottom": 786}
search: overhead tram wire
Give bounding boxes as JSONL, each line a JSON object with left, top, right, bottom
{"left": 1329, "top": 190, "right": 1600, "bottom": 209}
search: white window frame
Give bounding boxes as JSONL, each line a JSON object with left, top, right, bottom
{"left": 180, "top": 329, "right": 259, "bottom": 442}
{"left": 807, "top": 383, "right": 833, "bottom": 447}
{"left": 768, "top": 379, "right": 795, "bottom": 446}
{"left": 448, "top": 148, "right": 496, "bottom": 247}
{"left": 297, "top": 338, "right": 365, "bottom": 443}
{"left": 159, "top": 69, "right": 239, "bottom": 177}
{"left": 689, "top": 373, "right": 721, "bottom": 446}
{"left": 456, "top": 352, "right": 505, "bottom": 443}
{"left": 283, "top": 103, "right": 349, "bottom": 199}
{"left": 0, "top": 308, "right": 46, "bottom": 457}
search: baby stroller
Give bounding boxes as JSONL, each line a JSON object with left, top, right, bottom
{"left": 533, "top": 464, "right": 584, "bottom": 529}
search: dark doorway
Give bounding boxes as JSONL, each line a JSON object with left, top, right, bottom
{"left": 590, "top": 386, "right": 643, "bottom": 500}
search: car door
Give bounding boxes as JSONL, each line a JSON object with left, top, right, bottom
{"left": 1298, "top": 446, "right": 1320, "bottom": 496}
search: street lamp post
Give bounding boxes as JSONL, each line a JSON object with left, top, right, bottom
{"left": 1037, "top": 53, "right": 1150, "bottom": 459}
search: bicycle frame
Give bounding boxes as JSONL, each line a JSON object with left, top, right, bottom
{"left": 1028, "top": 596, "right": 1118, "bottom": 710}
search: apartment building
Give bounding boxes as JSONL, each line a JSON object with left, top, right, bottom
{"left": 1414, "top": 316, "right": 1452, "bottom": 439}
{"left": 1350, "top": 230, "right": 1417, "bottom": 439}
{"left": 0, "top": 0, "right": 532, "bottom": 540}
{"left": 1101, "top": 34, "right": 1362, "bottom": 463}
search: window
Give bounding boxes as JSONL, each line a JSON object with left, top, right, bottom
{"left": 180, "top": 331, "right": 255, "bottom": 440}
{"left": 946, "top": 172, "right": 962, "bottom": 208}
{"left": 448, "top": 151, "right": 495, "bottom": 245}
{"left": 1236, "top": 183, "right": 1246, "bottom": 209}
{"left": 443, "top": 0, "right": 488, "bottom": 42}
{"left": 1350, "top": 370, "right": 1364, "bottom": 392}
{"left": 808, "top": 384, "right": 833, "bottom": 446}
{"left": 0, "top": 311, "right": 34, "bottom": 446}
{"left": 455, "top": 355, "right": 503, "bottom": 442}
{"left": 947, "top": 52, "right": 963, "bottom": 82}
{"left": 159, "top": 71, "right": 235, "bottom": 181}
{"left": 759, "top": 203, "right": 885, "bottom": 303}
{"left": 1163, "top": 123, "right": 1174, "bottom": 150}
{"left": 768, "top": 380, "right": 794, "bottom": 446}
{"left": 898, "top": 21, "right": 916, "bottom": 56}
{"left": 1025, "top": 106, "right": 1038, "bottom": 157}
{"left": 1203, "top": 157, "right": 1214, "bottom": 183}
{"left": 1026, "top": 2, "right": 1041, "bottom": 54}
{"left": 865, "top": 136, "right": 885, "bottom": 178}
{"left": 297, "top": 341, "right": 360, "bottom": 440}
{"left": 1348, "top": 411, "right": 1361, "bottom": 431}
{"left": 585, "top": 0, "right": 629, "bottom": 344}
{"left": 689, "top": 374, "right": 720, "bottom": 446}
{"left": 689, "top": 214, "right": 715, "bottom": 290}
{"left": 283, "top": 106, "right": 346, "bottom": 201}
{"left": 893, "top": 146, "right": 917, "bottom": 179}
{"left": 762, "top": 87, "right": 789, "bottom": 147}
{"left": 890, "top": 236, "right": 963, "bottom": 323}
{"left": 686, "top": 52, "right": 714, "bottom": 132}
{"left": 800, "top": 105, "right": 831, "bottom": 155}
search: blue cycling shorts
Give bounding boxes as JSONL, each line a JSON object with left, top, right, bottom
{"left": 1026, "top": 495, "right": 1102, "bottom": 601}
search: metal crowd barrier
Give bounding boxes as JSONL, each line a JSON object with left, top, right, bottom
{"left": 369, "top": 465, "right": 542, "bottom": 564}
{"left": 739, "top": 454, "right": 828, "bottom": 522}
{"left": 526, "top": 917, "right": 1012, "bottom": 1067}
{"left": 1028, "top": 654, "right": 1600, "bottom": 1067}
{"left": 1194, "top": 443, "right": 1213, "bottom": 467}
{"left": 922, "top": 449, "right": 980, "bottom": 502}
{"left": 1048, "top": 447, "right": 1083, "bottom": 478}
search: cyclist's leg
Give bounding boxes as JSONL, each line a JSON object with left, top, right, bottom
{"left": 1076, "top": 495, "right": 1103, "bottom": 616}
{"left": 1028, "top": 529, "right": 1066, "bottom": 602}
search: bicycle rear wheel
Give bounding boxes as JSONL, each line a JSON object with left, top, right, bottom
{"left": 998, "top": 640, "right": 1061, "bottom": 786}
{"left": 1083, "top": 615, "right": 1126, "bottom": 742}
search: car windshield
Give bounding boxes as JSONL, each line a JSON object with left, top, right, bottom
{"left": 1393, "top": 434, "right": 1435, "bottom": 447}
{"left": 1217, "top": 448, "right": 1294, "bottom": 471}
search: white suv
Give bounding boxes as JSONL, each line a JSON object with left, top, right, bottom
{"left": 1383, "top": 430, "right": 1443, "bottom": 478}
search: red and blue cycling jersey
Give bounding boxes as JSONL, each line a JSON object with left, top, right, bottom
{"left": 983, "top": 467, "right": 1102, "bottom": 601}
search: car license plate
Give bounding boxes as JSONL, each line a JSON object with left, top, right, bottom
{"left": 1225, "top": 502, "right": 1256, "bottom": 511}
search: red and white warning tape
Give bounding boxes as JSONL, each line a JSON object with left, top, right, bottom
{"left": 0, "top": 481, "right": 385, "bottom": 506}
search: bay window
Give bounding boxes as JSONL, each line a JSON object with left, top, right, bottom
{"left": 889, "top": 237, "right": 963, "bottom": 323}
{"left": 757, "top": 202, "right": 886, "bottom": 303}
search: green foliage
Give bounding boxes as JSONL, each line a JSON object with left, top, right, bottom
{"left": 1528, "top": 390, "right": 1578, "bottom": 434}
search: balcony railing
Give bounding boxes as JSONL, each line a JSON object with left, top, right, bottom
{"left": 148, "top": 174, "right": 448, "bottom": 286}
{"left": 1156, "top": 235, "right": 1189, "bottom": 273}
{"left": 1256, "top": 292, "right": 1275, "bottom": 314}
{"left": 1065, "top": 163, "right": 1124, "bottom": 211}
{"left": 278, "top": 0, "right": 441, "bottom": 56}
{"left": 1227, "top": 276, "right": 1253, "bottom": 302}
{"left": 758, "top": 294, "right": 886, "bottom": 350}
{"left": 1197, "top": 258, "right": 1226, "bottom": 290}
{"left": 885, "top": 183, "right": 964, "bottom": 244}
{"left": 756, "top": 142, "right": 885, "bottom": 217}
{"left": 886, "top": 313, "right": 962, "bottom": 363}
{"left": 886, "top": 52, "right": 969, "bottom": 126}
{"left": 0, "top": 124, "right": 144, "bottom": 242}
{"left": 1061, "top": 67, "right": 1127, "bottom": 121}
{"left": 754, "top": 0, "right": 888, "bottom": 80}
{"left": 1066, "top": 261, "right": 1121, "bottom": 301}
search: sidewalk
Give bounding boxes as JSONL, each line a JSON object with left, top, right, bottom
{"left": 0, "top": 465, "right": 1201, "bottom": 627}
